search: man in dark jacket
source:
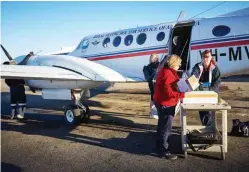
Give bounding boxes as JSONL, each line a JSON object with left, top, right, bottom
{"left": 143, "top": 54, "right": 159, "bottom": 119}
{"left": 3, "top": 61, "right": 26, "bottom": 119}
{"left": 191, "top": 50, "right": 221, "bottom": 126}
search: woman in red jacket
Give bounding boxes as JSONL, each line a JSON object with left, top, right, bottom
{"left": 154, "top": 54, "right": 184, "bottom": 160}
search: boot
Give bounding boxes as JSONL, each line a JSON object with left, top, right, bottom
{"left": 17, "top": 106, "right": 24, "bottom": 119}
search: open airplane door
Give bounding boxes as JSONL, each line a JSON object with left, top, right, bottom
{"left": 168, "top": 20, "right": 195, "bottom": 76}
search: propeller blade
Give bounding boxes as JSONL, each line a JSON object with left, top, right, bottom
{"left": 0, "top": 44, "right": 13, "bottom": 61}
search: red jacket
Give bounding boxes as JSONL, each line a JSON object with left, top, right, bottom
{"left": 154, "top": 67, "right": 184, "bottom": 107}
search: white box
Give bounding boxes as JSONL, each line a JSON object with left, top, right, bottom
{"left": 182, "top": 91, "right": 218, "bottom": 104}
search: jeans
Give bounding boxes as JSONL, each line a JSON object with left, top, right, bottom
{"left": 155, "top": 102, "right": 175, "bottom": 153}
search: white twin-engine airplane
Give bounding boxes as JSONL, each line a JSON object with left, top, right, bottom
{"left": 1, "top": 10, "right": 249, "bottom": 125}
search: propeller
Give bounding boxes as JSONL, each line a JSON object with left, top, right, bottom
{"left": 0, "top": 44, "right": 13, "bottom": 61}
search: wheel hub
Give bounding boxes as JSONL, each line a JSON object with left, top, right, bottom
{"left": 66, "top": 110, "right": 74, "bottom": 123}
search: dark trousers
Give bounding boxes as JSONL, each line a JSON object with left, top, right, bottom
{"left": 10, "top": 86, "right": 26, "bottom": 104}
{"left": 155, "top": 103, "right": 175, "bottom": 153}
{"left": 199, "top": 111, "right": 213, "bottom": 126}
{"left": 148, "top": 82, "right": 154, "bottom": 101}
{"left": 10, "top": 85, "right": 26, "bottom": 111}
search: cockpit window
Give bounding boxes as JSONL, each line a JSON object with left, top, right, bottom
{"left": 136, "top": 33, "right": 147, "bottom": 45}
{"left": 124, "top": 35, "right": 133, "bottom": 46}
{"left": 157, "top": 32, "right": 165, "bottom": 41}
{"left": 212, "top": 25, "right": 231, "bottom": 37}
{"left": 77, "top": 39, "right": 89, "bottom": 49}
{"left": 103, "top": 37, "right": 111, "bottom": 48}
{"left": 81, "top": 39, "right": 89, "bottom": 49}
{"left": 113, "top": 36, "right": 121, "bottom": 47}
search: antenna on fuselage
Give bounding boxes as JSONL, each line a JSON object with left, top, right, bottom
{"left": 189, "top": 1, "right": 226, "bottom": 19}
{"left": 177, "top": 10, "right": 186, "bottom": 21}
{"left": 34, "top": 50, "right": 42, "bottom": 56}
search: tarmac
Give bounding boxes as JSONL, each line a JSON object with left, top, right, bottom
{"left": 1, "top": 79, "right": 249, "bottom": 172}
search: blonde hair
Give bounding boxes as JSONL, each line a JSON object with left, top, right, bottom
{"left": 165, "top": 54, "right": 182, "bottom": 69}
{"left": 149, "top": 53, "right": 158, "bottom": 63}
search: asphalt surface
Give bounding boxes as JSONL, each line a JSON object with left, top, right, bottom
{"left": 1, "top": 81, "right": 249, "bottom": 172}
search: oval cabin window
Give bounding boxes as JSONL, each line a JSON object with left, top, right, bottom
{"left": 136, "top": 33, "right": 147, "bottom": 45}
{"left": 113, "top": 36, "right": 121, "bottom": 47}
{"left": 157, "top": 32, "right": 165, "bottom": 41}
{"left": 212, "top": 25, "right": 231, "bottom": 37}
{"left": 103, "top": 37, "right": 110, "bottom": 48}
{"left": 124, "top": 35, "right": 133, "bottom": 46}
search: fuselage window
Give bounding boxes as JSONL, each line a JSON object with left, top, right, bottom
{"left": 136, "top": 33, "right": 147, "bottom": 45}
{"left": 113, "top": 36, "right": 121, "bottom": 47}
{"left": 103, "top": 37, "right": 111, "bottom": 48}
{"left": 157, "top": 32, "right": 165, "bottom": 41}
{"left": 124, "top": 34, "right": 133, "bottom": 46}
{"left": 212, "top": 25, "right": 231, "bottom": 37}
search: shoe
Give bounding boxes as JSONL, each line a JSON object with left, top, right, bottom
{"left": 17, "top": 106, "right": 25, "bottom": 119}
{"left": 17, "top": 114, "right": 24, "bottom": 119}
{"left": 151, "top": 114, "right": 159, "bottom": 119}
{"left": 160, "top": 152, "right": 178, "bottom": 160}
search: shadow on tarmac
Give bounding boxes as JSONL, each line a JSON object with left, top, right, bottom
{"left": 1, "top": 162, "right": 22, "bottom": 172}
{"left": 1, "top": 91, "right": 222, "bottom": 160}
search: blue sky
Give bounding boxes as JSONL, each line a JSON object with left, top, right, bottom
{"left": 1, "top": 1, "right": 249, "bottom": 61}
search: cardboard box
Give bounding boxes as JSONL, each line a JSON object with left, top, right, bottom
{"left": 177, "top": 75, "right": 199, "bottom": 93}
{"left": 186, "top": 75, "right": 200, "bottom": 91}
{"left": 182, "top": 91, "right": 218, "bottom": 104}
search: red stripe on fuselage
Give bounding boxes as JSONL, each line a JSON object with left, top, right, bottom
{"left": 89, "top": 39, "right": 249, "bottom": 61}
{"left": 90, "top": 49, "right": 167, "bottom": 61}
{"left": 191, "top": 39, "right": 249, "bottom": 50}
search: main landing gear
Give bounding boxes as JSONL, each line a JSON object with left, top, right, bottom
{"left": 64, "top": 90, "right": 90, "bottom": 125}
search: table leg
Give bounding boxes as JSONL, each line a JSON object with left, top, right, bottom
{"left": 222, "top": 110, "right": 228, "bottom": 153}
{"left": 211, "top": 111, "right": 217, "bottom": 130}
{"left": 181, "top": 107, "right": 187, "bottom": 156}
{"left": 220, "top": 145, "right": 226, "bottom": 160}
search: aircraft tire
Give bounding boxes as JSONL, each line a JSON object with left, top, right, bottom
{"left": 64, "top": 105, "right": 81, "bottom": 125}
{"left": 80, "top": 103, "right": 90, "bottom": 123}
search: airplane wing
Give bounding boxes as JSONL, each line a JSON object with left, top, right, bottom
{"left": 0, "top": 65, "right": 90, "bottom": 81}
{"left": 0, "top": 63, "right": 128, "bottom": 82}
